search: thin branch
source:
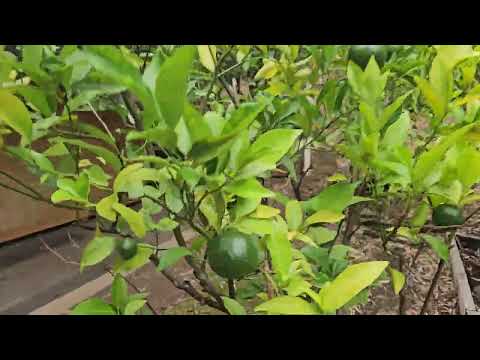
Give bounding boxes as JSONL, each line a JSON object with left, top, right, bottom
{"left": 465, "top": 206, "right": 480, "bottom": 222}
{"left": 149, "top": 253, "right": 227, "bottom": 313}
{"left": 86, "top": 102, "right": 117, "bottom": 146}
{"left": 0, "top": 181, "right": 86, "bottom": 211}
{"left": 172, "top": 227, "right": 225, "bottom": 307}
{"left": 40, "top": 238, "right": 80, "bottom": 266}
{"left": 205, "top": 46, "right": 235, "bottom": 102}
{"left": 228, "top": 279, "right": 236, "bottom": 299}
{"left": 420, "top": 260, "right": 445, "bottom": 315}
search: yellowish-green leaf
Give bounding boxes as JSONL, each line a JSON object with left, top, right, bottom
{"left": 222, "top": 297, "right": 247, "bottom": 315}
{"left": 114, "top": 246, "right": 154, "bottom": 273}
{"left": 387, "top": 266, "right": 405, "bottom": 295}
{"left": 253, "top": 204, "right": 280, "bottom": 219}
{"left": 96, "top": 193, "right": 118, "bottom": 222}
{"left": 304, "top": 210, "right": 345, "bottom": 227}
{"left": 319, "top": 261, "right": 388, "bottom": 313}
{"left": 254, "top": 59, "right": 278, "bottom": 80}
{"left": 197, "top": 45, "right": 216, "bottom": 72}
{"left": 327, "top": 173, "right": 347, "bottom": 182}
{"left": 254, "top": 296, "right": 319, "bottom": 315}
{"left": 0, "top": 90, "right": 32, "bottom": 143}
{"left": 112, "top": 203, "right": 146, "bottom": 238}
{"left": 80, "top": 235, "right": 116, "bottom": 271}
{"left": 124, "top": 299, "right": 147, "bottom": 315}
{"left": 286, "top": 200, "right": 303, "bottom": 231}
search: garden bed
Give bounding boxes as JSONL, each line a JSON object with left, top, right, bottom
{"left": 455, "top": 230, "right": 480, "bottom": 314}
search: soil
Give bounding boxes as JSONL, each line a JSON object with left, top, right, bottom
{"left": 162, "top": 149, "right": 461, "bottom": 315}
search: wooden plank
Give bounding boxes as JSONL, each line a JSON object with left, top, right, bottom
{"left": 28, "top": 229, "right": 196, "bottom": 315}
{"left": 0, "top": 111, "right": 123, "bottom": 243}
{"left": 450, "top": 238, "right": 478, "bottom": 315}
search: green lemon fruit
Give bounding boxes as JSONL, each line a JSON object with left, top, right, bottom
{"left": 432, "top": 204, "right": 464, "bottom": 226}
{"left": 207, "top": 229, "right": 264, "bottom": 279}
{"left": 117, "top": 237, "right": 138, "bottom": 260}
{"left": 348, "top": 45, "right": 389, "bottom": 69}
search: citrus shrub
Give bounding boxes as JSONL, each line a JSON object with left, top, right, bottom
{"left": 5, "top": 44, "right": 480, "bottom": 315}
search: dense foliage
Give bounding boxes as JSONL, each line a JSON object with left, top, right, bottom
{"left": 1, "top": 45, "right": 480, "bottom": 315}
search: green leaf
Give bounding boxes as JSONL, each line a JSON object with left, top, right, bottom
{"left": 286, "top": 200, "right": 303, "bottom": 231}
{"left": 330, "top": 244, "right": 352, "bottom": 260}
{"left": 387, "top": 267, "right": 405, "bottom": 295}
{"left": 84, "top": 165, "right": 111, "bottom": 187}
{"left": 157, "top": 247, "right": 192, "bottom": 271}
{"left": 179, "top": 166, "right": 202, "bottom": 189}
{"left": 303, "top": 182, "right": 361, "bottom": 214}
{"left": 96, "top": 193, "right": 118, "bottom": 222}
{"left": 155, "top": 217, "right": 179, "bottom": 232}
{"left": 115, "top": 246, "right": 154, "bottom": 273}
{"left": 51, "top": 137, "right": 122, "bottom": 172}
{"left": 304, "top": 210, "right": 345, "bottom": 227}
{"left": 22, "top": 45, "right": 43, "bottom": 70}
{"left": 204, "top": 111, "right": 226, "bottom": 137}
{"left": 236, "top": 129, "right": 302, "bottom": 179}
{"left": 31, "top": 150, "right": 55, "bottom": 173}
{"left": 190, "top": 132, "right": 239, "bottom": 164}
{"left": 265, "top": 217, "right": 292, "bottom": 282}
{"left": 174, "top": 117, "right": 192, "bottom": 155}
{"left": 247, "top": 129, "right": 303, "bottom": 163}
{"left": 253, "top": 205, "right": 280, "bottom": 219}
{"left": 255, "top": 296, "right": 319, "bottom": 315}
{"left": 318, "top": 261, "right": 388, "bottom": 313}
{"left": 347, "top": 59, "right": 388, "bottom": 104}
{"left": 52, "top": 173, "right": 91, "bottom": 204}
{"left": 124, "top": 299, "right": 147, "bottom": 315}
{"left": 16, "top": 86, "right": 53, "bottom": 117}
{"left": 197, "top": 45, "right": 216, "bottom": 72}
{"left": 113, "top": 163, "right": 159, "bottom": 198}
{"left": 307, "top": 227, "right": 336, "bottom": 245}
{"left": 422, "top": 234, "right": 449, "bottom": 262}
{"left": 0, "top": 90, "right": 32, "bottom": 143}
{"left": 301, "top": 246, "right": 329, "bottom": 267}
{"left": 112, "top": 203, "right": 146, "bottom": 238}
{"left": 142, "top": 48, "right": 165, "bottom": 92}
{"left": 222, "top": 297, "right": 247, "bottom": 315}
{"left": 225, "top": 178, "right": 274, "bottom": 199}
{"left": 410, "top": 201, "right": 430, "bottom": 228}
{"left": 234, "top": 217, "right": 274, "bottom": 235}
{"left": 191, "top": 236, "right": 207, "bottom": 253}
{"left": 285, "top": 276, "right": 312, "bottom": 297}
{"left": 231, "top": 197, "right": 261, "bottom": 220}
{"left": 155, "top": 45, "right": 196, "bottom": 128}
{"left": 165, "top": 182, "right": 184, "bottom": 213}
{"left": 382, "top": 111, "right": 411, "bottom": 148}
{"left": 183, "top": 102, "right": 212, "bottom": 144}
{"left": 415, "top": 77, "right": 446, "bottom": 121}
{"left": 68, "top": 84, "right": 126, "bottom": 112}
{"left": 413, "top": 124, "right": 475, "bottom": 189}
{"left": 111, "top": 274, "right": 128, "bottom": 310}
{"left": 80, "top": 235, "right": 116, "bottom": 271}
{"left": 254, "top": 59, "right": 278, "bottom": 80}
{"left": 380, "top": 92, "right": 412, "bottom": 129}
{"left": 43, "top": 142, "right": 70, "bottom": 157}
{"left": 113, "top": 163, "right": 143, "bottom": 192}
{"left": 457, "top": 145, "right": 480, "bottom": 190}
{"left": 126, "top": 126, "right": 177, "bottom": 150}
{"left": 82, "top": 45, "right": 150, "bottom": 109}
{"left": 71, "top": 298, "right": 116, "bottom": 315}
{"left": 223, "top": 102, "right": 268, "bottom": 135}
